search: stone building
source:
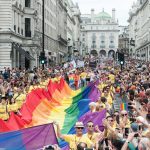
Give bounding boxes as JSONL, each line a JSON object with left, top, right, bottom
{"left": 118, "top": 26, "right": 129, "bottom": 55}
{"left": 128, "top": 0, "right": 150, "bottom": 61}
{"left": 0, "top": 0, "right": 38, "bottom": 70}
{"left": 0, "top": 0, "right": 68, "bottom": 70}
{"left": 65, "top": 0, "right": 81, "bottom": 61}
{"left": 80, "top": 9, "right": 119, "bottom": 58}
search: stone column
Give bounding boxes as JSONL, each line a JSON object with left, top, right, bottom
{"left": 17, "top": 51, "right": 20, "bottom": 67}
{"left": 13, "top": 48, "right": 16, "bottom": 68}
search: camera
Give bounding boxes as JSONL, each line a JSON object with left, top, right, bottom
{"left": 44, "top": 145, "right": 54, "bottom": 150}
{"left": 128, "top": 105, "right": 133, "bottom": 109}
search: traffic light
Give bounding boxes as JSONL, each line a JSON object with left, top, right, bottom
{"left": 118, "top": 52, "right": 124, "bottom": 65}
{"left": 39, "top": 52, "right": 46, "bottom": 64}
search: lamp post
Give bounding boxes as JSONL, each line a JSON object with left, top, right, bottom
{"left": 42, "top": 0, "right": 45, "bottom": 70}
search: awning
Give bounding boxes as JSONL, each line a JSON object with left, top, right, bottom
{"left": 12, "top": 43, "right": 35, "bottom": 60}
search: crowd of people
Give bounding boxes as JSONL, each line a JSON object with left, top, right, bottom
{"left": 0, "top": 58, "right": 150, "bottom": 150}
{"left": 54, "top": 59, "right": 150, "bottom": 150}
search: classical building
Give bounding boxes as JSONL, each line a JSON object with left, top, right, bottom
{"left": 32, "top": 0, "right": 67, "bottom": 65}
{"left": 80, "top": 9, "right": 119, "bottom": 58}
{"left": 65, "top": 0, "right": 81, "bottom": 61}
{"left": 128, "top": 0, "right": 150, "bottom": 61}
{"left": 0, "top": 0, "right": 68, "bottom": 70}
{"left": 0, "top": 0, "right": 38, "bottom": 70}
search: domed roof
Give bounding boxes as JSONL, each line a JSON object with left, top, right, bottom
{"left": 95, "top": 10, "right": 111, "bottom": 20}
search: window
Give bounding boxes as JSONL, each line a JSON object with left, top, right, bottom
{"left": 25, "top": 18, "right": 31, "bottom": 37}
{"left": 25, "top": 0, "right": 31, "bottom": 8}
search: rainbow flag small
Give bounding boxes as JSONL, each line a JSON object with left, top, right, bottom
{"left": 120, "top": 103, "right": 128, "bottom": 111}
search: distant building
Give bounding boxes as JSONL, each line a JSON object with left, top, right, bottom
{"left": 118, "top": 26, "right": 129, "bottom": 55}
{"left": 65, "top": 0, "right": 81, "bottom": 61}
{"left": 80, "top": 8, "right": 119, "bottom": 58}
{"left": 128, "top": 0, "right": 150, "bottom": 61}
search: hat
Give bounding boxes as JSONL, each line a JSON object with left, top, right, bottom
{"left": 89, "top": 102, "right": 96, "bottom": 107}
{"left": 74, "top": 122, "right": 84, "bottom": 128}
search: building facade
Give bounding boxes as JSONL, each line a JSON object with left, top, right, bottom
{"left": 0, "top": 0, "right": 68, "bottom": 70}
{"left": 31, "top": 0, "right": 68, "bottom": 65}
{"left": 118, "top": 26, "right": 129, "bottom": 55}
{"left": 80, "top": 9, "right": 119, "bottom": 58}
{"left": 65, "top": 0, "right": 81, "bottom": 61}
{"left": 128, "top": 0, "right": 150, "bottom": 61}
{"left": 0, "top": 0, "right": 38, "bottom": 70}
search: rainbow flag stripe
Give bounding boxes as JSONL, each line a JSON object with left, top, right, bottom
{"left": 0, "top": 78, "right": 100, "bottom": 148}
{"left": 120, "top": 103, "right": 128, "bottom": 111}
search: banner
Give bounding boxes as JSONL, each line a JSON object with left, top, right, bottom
{"left": 0, "top": 123, "right": 58, "bottom": 150}
{"left": 77, "top": 60, "right": 84, "bottom": 68}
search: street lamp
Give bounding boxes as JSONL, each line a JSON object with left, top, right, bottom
{"left": 41, "top": 0, "right": 45, "bottom": 70}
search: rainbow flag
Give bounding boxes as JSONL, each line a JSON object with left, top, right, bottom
{"left": 0, "top": 78, "right": 100, "bottom": 149}
{"left": 0, "top": 123, "right": 58, "bottom": 150}
{"left": 120, "top": 103, "right": 128, "bottom": 111}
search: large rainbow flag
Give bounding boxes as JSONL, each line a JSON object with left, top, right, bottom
{"left": 0, "top": 78, "right": 101, "bottom": 149}
{"left": 0, "top": 123, "right": 58, "bottom": 150}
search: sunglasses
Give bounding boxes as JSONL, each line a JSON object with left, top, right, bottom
{"left": 76, "top": 127, "right": 84, "bottom": 129}
{"left": 122, "top": 114, "right": 128, "bottom": 117}
{"left": 108, "top": 120, "right": 113, "bottom": 122}
{"left": 88, "top": 125, "right": 94, "bottom": 127}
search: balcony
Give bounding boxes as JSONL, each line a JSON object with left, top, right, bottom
{"left": 25, "top": 31, "right": 31, "bottom": 37}
{"left": 58, "top": 35, "right": 67, "bottom": 46}
{"left": 109, "top": 45, "right": 115, "bottom": 48}
{"left": 100, "top": 45, "right": 105, "bottom": 48}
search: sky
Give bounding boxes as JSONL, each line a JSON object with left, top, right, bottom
{"left": 72, "top": 0, "right": 135, "bottom": 25}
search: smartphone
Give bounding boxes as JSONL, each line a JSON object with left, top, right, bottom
{"left": 105, "top": 138, "right": 108, "bottom": 146}
{"left": 134, "top": 133, "right": 139, "bottom": 137}
{"left": 139, "top": 125, "right": 142, "bottom": 130}
{"left": 125, "top": 128, "right": 129, "bottom": 136}
{"left": 116, "top": 115, "right": 120, "bottom": 124}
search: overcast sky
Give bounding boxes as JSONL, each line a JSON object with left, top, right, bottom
{"left": 72, "top": 0, "right": 135, "bottom": 25}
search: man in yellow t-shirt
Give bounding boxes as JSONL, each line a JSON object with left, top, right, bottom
{"left": 84, "top": 121, "right": 103, "bottom": 144}
{"left": 54, "top": 121, "right": 93, "bottom": 150}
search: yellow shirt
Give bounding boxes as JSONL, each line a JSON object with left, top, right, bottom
{"left": 84, "top": 132, "right": 99, "bottom": 144}
{"left": 0, "top": 104, "right": 9, "bottom": 120}
{"left": 109, "top": 74, "right": 115, "bottom": 83}
{"left": 120, "top": 119, "right": 131, "bottom": 128}
{"left": 14, "top": 93, "right": 26, "bottom": 108}
{"left": 63, "top": 134, "right": 92, "bottom": 150}
{"left": 101, "top": 93, "right": 113, "bottom": 105}
{"left": 80, "top": 72, "right": 87, "bottom": 79}
{"left": 7, "top": 103, "right": 19, "bottom": 112}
